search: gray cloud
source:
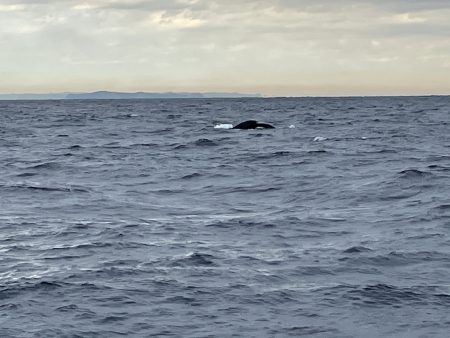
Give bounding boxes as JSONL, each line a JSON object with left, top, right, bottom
{"left": 1, "top": 0, "right": 449, "bottom": 95}
{"left": 278, "top": 0, "right": 450, "bottom": 11}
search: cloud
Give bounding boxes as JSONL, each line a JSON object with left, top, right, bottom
{"left": 0, "top": 4, "right": 25, "bottom": 11}
{"left": 0, "top": 0, "right": 449, "bottom": 95}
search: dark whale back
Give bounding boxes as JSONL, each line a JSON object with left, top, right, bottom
{"left": 255, "top": 122, "right": 275, "bottom": 129}
{"left": 233, "top": 120, "right": 274, "bottom": 129}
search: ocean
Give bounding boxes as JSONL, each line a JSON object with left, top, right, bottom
{"left": 1, "top": 96, "right": 450, "bottom": 337}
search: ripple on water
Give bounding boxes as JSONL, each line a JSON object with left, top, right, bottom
{"left": 2, "top": 97, "right": 450, "bottom": 337}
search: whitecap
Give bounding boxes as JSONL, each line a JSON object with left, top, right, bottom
{"left": 289, "top": 125, "right": 296, "bottom": 129}
{"left": 214, "top": 123, "right": 233, "bottom": 129}
{"left": 313, "top": 136, "right": 327, "bottom": 142}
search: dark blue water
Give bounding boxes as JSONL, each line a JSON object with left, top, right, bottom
{"left": 1, "top": 97, "right": 450, "bottom": 337}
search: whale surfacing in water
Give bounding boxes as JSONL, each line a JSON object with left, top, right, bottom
{"left": 232, "top": 120, "right": 275, "bottom": 129}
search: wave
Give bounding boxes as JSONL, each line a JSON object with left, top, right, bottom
{"left": 180, "top": 173, "right": 202, "bottom": 180}
{"left": 172, "top": 144, "right": 187, "bottom": 149}
{"left": 0, "top": 280, "right": 63, "bottom": 299}
{"left": 428, "top": 164, "right": 450, "bottom": 171}
{"left": 25, "top": 162, "right": 62, "bottom": 170}
{"left": 307, "top": 149, "right": 330, "bottom": 154}
{"left": 130, "top": 143, "right": 159, "bottom": 148}
{"left": 344, "top": 283, "right": 450, "bottom": 307}
{"left": 248, "top": 151, "right": 294, "bottom": 160}
{"left": 215, "top": 185, "right": 281, "bottom": 194}
{"left": 340, "top": 251, "right": 449, "bottom": 267}
{"left": 167, "top": 252, "right": 218, "bottom": 267}
{"left": 15, "top": 172, "right": 37, "bottom": 177}
{"left": 343, "top": 246, "right": 373, "bottom": 254}
{"left": 206, "top": 218, "right": 276, "bottom": 229}
{"left": 0, "top": 183, "right": 90, "bottom": 193}
{"left": 398, "top": 169, "right": 432, "bottom": 179}
{"left": 270, "top": 326, "right": 338, "bottom": 336}
{"left": 194, "top": 138, "right": 218, "bottom": 146}
{"left": 432, "top": 204, "right": 450, "bottom": 211}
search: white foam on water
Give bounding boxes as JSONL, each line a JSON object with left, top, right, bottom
{"left": 313, "top": 136, "right": 327, "bottom": 142}
{"left": 289, "top": 125, "right": 296, "bottom": 129}
{"left": 214, "top": 124, "right": 234, "bottom": 129}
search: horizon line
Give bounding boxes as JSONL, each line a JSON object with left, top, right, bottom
{"left": 0, "top": 90, "right": 449, "bottom": 100}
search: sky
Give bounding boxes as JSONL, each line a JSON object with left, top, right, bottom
{"left": 1, "top": 0, "right": 450, "bottom": 96}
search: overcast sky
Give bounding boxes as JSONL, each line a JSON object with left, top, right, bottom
{"left": 1, "top": 0, "right": 449, "bottom": 96}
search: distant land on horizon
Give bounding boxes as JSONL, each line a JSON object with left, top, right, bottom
{"left": 0, "top": 91, "right": 261, "bottom": 100}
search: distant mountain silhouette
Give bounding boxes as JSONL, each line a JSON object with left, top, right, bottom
{"left": 65, "top": 91, "right": 261, "bottom": 99}
{"left": 0, "top": 93, "right": 67, "bottom": 100}
{"left": 0, "top": 91, "right": 261, "bottom": 100}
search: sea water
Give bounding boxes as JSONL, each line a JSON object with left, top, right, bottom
{"left": 1, "top": 97, "right": 450, "bottom": 337}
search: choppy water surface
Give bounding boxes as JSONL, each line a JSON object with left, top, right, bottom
{"left": 1, "top": 97, "right": 450, "bottom": 337}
